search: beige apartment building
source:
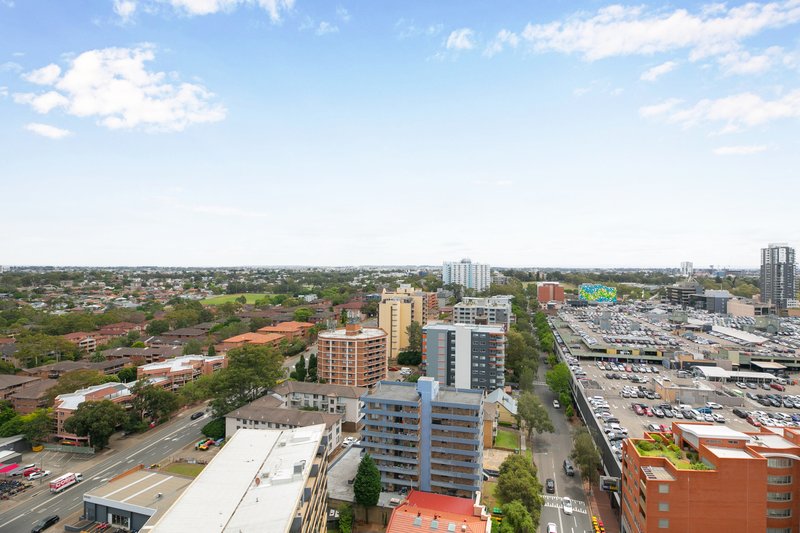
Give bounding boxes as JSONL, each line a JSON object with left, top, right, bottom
{"left": 378, "top": 284, "right": 435, "bottom": 360}
{"left": 318, "top": 324, "right": 387, "bottom": 388}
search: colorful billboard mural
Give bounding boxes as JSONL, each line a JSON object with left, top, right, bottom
{"left": 579, "top": 284, "right": 617, "bottom": 302}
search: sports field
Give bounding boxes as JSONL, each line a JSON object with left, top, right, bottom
{"left": 200, "top": 293, "right": 267, "bottom": 305}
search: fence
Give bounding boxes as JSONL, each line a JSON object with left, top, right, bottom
{"left": 42, "top": 444, "right": 94, "bottom": 455}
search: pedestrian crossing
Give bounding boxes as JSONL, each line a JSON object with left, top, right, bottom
{"left": 543, "top": 495, "right": 589, "bottom": 514}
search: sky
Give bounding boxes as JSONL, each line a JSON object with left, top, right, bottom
{"left": 1, "top": 0, "right": 799, "bottom": 269}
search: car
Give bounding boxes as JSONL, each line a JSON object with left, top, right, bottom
{"left": 28, "top": 470, "right": 50, "bottom": 480}
{"left": 563, "top": 459, "right": 575, "bottom": 476}
{"left": 733, "top": 408, "right": 748, "bottom": 419}
{"left": 644, "top": 407, "right": 654, "bottom": 417}
{"left": 712, "top": 413, "right": 725, "bottom": 423}
{"left": 546, "top": 478, "right": 555, "bottom": 493}
{"left": 633, "top": 404, "right": 644, "bottom": 415}
{"left": 706, "top": 402, "right": 723, "bottom": 410}
{"left": 190, "top": 411, "right": 204, "bottom": 420}
{"left": 762, "top": 383, "right": 772, "bottom": 390}
{"left": 652, "top": 408, "right": 664, "bottom": 418}
{"left": 553, "top": 399, "right": 560, "bottom": 409}
{"left": 737, "top": 382, "right": 748, "bottom": 389}
{"left": 547, "top": 523, "right": 558, "bottom": 533}
{"left": 31, "top": 515, "right": 59, "bottom": 533}
{"left": 342, "top": 437, "right": 356, "bottom": 447}
{"left": 562, "top": 497, "right": 573, "bottom": 515}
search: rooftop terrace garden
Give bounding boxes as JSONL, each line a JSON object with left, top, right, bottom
{"left": 635, "top": 434, "right": 711, "bottom": 470}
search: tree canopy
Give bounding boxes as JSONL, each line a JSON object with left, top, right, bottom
{"left": 516, "top": 392, "right": 554, "bottom": 439}
{"left": 497, "top": 500, "right": 535, "bottom": 533}
{"left": 63, "top": 399, "right": 127, "bottom": 449}
{"left": 209, "top": 344, "right": 284, "bottom": 417}
{"left": 353, "top": 453, "right": 381, "bottom": 507}
{"left": 572, "top": 427, "right": 602, "bottom": 483}
{"left": 495, "top": 454, "right": 543, "bottom": 526}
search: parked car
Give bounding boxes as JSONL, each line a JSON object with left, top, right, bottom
{"left": 342, "top": 437, "right": 356, "bottom": 447}
{"left": 546, "top": 478, "right": 555, "bottom": 494}
{"left": 563, "top": 459, "right": 575, "bottom": 476}
{"left": 706, "top": 402, "right": 723, "bottom": 410}
{"left": 553, "top": 399, "right": 560, "bottom": 409}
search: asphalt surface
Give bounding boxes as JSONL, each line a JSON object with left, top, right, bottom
{"left": 0, "top": 406, "right": 209, "bottom": 533}
{"left": 532, "top": 368, "right": 594, "bottom": 533}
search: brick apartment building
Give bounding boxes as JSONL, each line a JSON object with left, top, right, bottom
{"left": 54, "top": 382, "right": 135, "bottom": 444}
{"left": 622, "top": 421, "right": 800, "bottom": 533}
{"left": 137, "top": 355, "right": 227, "bottom": 391}
{"left": 537, "top": 282, "right": 565, "bottom": 303}
{"left": 317, "top": 324, "right": 387, "bottom": 388}
{"left": 63, "top": 332, "right": 98, "bottom": 353}
{"left": 256, "top": 321, "right": 314, "bottom": 340}
{"left": 216, "top": 332, "right": 285, "bottom": 353}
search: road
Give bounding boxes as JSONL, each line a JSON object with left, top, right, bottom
{"left": 531, "top": 365, "right": 594, "bottom": 533}
{"left": 0, "top": 407, "right": 209, "bottom": 533}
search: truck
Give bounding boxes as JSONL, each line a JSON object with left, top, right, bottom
{"left": 49, "top": 472, "right": 83, "bottom": 494}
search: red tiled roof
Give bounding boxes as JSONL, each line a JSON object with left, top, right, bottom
{"left": 386, "top": 490, "right": 488, "bottom": 533}
{"left": 222, "top": 332, "right": 285, "bottom": 344}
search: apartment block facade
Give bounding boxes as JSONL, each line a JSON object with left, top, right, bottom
{"left": 360, "top": 378, "right": 484, "bottom": 498}
{"left": 422, "top": 323, "right": 506, "bottom": 390}
{"left": 452, "top": 296, "right": 513, "bottom": 328}
{"left": 761, "top": 243, "right": 796, "bottom": 310}
{"left": 378, "top": 284, "right": 435, "bottom": 360}
{"left": 537, "top": 281, "right": 566, "bottom": 303}
{"left": 621, "top": 422, "right": 800, "bottom": 533}
{"left": 442, "top": 259, "right": 491, "bottom": 292}
{"left": 137, "top": 355, "right": 227, "bottom": 391}
{"left": 54, "top": 382, "right": 135, "bottom": 444}
{"left": 318, "top": 324, "right": 387, "bottom": 388}
{"left": 272, "top": 381, "right": 367, "bottom": 431}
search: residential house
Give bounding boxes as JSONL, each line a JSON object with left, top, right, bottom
{"left": 272, "top": 381, "right": 367, "bottom": 432}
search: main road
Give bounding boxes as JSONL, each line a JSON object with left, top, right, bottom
{"left": 0, "top": 406, "right": 209, "bottom": 533}
{"left": 531, "top": 363, "right": 595, "bottom": 533}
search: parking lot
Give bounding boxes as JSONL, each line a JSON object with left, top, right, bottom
{"left": 563, "top": 354, "right": 800, "bottom": 467}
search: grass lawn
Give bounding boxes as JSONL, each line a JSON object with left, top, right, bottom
{"left": 482, "top": 480, "right": 499, "bottom": 512}
{"left": 637, "top": 446, "right": 693, "bottom": 469}
{"left": 162, "top": 462, "right": 206, "bottom": 477}
{"left": 201, "top": 293, "right": 268, "bottom": 305}
{"left": 495, "top": 429, "right": 519, "bottom": 450}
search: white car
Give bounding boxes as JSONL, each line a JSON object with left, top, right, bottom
{"left": 28, "top": 470, "right": 50, "bottom": 480}
{"left": 547, "top": 523, "right": 558, "bottom": 533}
{"left": 562, "top": 497, "right": 573, "bottom": 515}
{"left": 706, "top": 402, "right": 723, "bottom": 410}
{"left": 342, "top": 437, "right": 356, "bottom": 447}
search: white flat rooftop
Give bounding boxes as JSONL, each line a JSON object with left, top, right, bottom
{"left": 140, "top": 355, "right": 225, "bottom": 373}
{"left": 677, "top": 423, "right": 750, "bottom": 441}
{"left": 706, "top": 446, "right": 753, "bottom": 459}
{"left": 147, "top": 425, "right": 324, "bottom": 533}
{"left": 319, "top": 327, "right": 385, "bottom": 340}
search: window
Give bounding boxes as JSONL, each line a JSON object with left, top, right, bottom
{"left": 768, "top": 475, "right": 792, "bottom": 485}
{"left": 768, "top": 458, "right": 793, "bottom": 468}
{"left": 658, "top": 484, "right": 670, "bottom": 494}
{"left": 110, "top": 514, "right": 130, "bottom": 529}
{"left": 767, "top": 508, "right": 792, "bottom": 518}
{"left": 658, "top": 519, "right": 669, "bottom": 528}
{"left": 768, "top": 492, "right": 792, "bottom": 502}
{"left": 658, "top": 502, "right": 670, "bottom": 512}
{"left": 766, "top": 528, "right": 791, "bottom": 533}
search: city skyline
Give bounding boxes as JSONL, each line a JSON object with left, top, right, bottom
{"left": 2, "top": 1, "right": 799, "bottom": 267}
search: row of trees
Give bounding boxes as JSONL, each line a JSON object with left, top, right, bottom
{"left": 495, "top": 454, "right": 544, "bottom": 532}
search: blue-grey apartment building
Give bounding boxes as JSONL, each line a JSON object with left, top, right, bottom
{"left": 360, "top": 377, "right": 484, "bottom": 498}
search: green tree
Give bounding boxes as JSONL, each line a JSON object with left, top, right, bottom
{"left": 571, "top": 427, "right": 602, "bottom": 484}
{"left": 16, "top": 333, "right": 79, "bottom": 368}
{"left": 340, "top": 309, "right": 348, "bottom": 326}
{"left": 202, "top": 418, "right": 225, "bottom": 440}
{"left": 293, "top": 307, "right": 314, "bottom": 323}
{"left": 21, "top": 408, "right": 52, "bottom": 444}
{"left": 207, "top": 344, "right": 216, "bottom": 357}
{"left": 146, "top": 320, "right": 169, "bottom": 336}
{"left": 353, "top": 453, "right": 381, "bottom": 507}
{"left": 0, "top": 360, "right": 17, "bottom": 374}
{"left": 291, "top": 354, "right": 307, "bottom": 382}
{"left": 519, "top": 366, "right": 535, "bottom": 393}
{"left": 516, "top": 391, "right": 554, "bottom": 440}
{"left": 496, "top": 454, "right": 543, "bottom": 524}
{"left": 307, "top": 353, "right": 317, "bottom": 382}
{"left": 117, "top": 367, "right": 138, "bottom": 383}
{"left": 209, "top": 344, "right": 283, "bottom": 417}
{"left": 406, "top": 321, "right": 422, "bottom": 353}
{"left": 131, "top": 381, "right": 180, "bottom": 424}
{"left": 178, "top": 374, "right": 214, "bottom": 405}
{"left": 397, "top": 351, "right": 422, "bottom": 366}
{"left": 360, "top": 301, "right": 378, "bottom": 317}
{"left": 497, "top": 501, "right": 535, "bottom": 533}
{"left": 131, "top": 341, "right": 146, "bottom": 348}
{"left": 235, "top": 295, "right": 247, "bottom": 304}
{"left": 338, "top": 503, "right": 354, "bottom": 533}
{"left": 0, "top": 415, "right": 24, "bottom": 437}
{"left": 545, "top": 363, "right": 571, "bottom": 396}
{"left": 63, "top": 400, "right": 127, "bottom": 449}
{"left": 182, "top": 339, "right": 204, "bottom": 355}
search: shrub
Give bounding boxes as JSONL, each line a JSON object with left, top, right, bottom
{"left": 651, "top": 434, "right": 663, "bottom": 443}
{"left": 202, "top": 418, "right": 225, "bottom": 440}
{"left": 668, "top": 444, "right": 680, "bottom": 454}
{"left": 397, "top": 351, "right": 422, "bottom": 366}
{"left": 637, "top": 441, "right": 655, "bottom": 452}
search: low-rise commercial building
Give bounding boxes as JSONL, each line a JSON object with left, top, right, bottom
{"left": 621, "top": 422, "right": 800, "bottom": 533}
{"left": 318, "top": 324, "right": 387, "bottom": 388}
{"left": 225, "top": 394, "right": 343, "bottom": 454}
{"left": 149, "top": 426, "right": 329, "bottom": 533}
{"left": 272, "top": 381, "right": 367, "bottom": 432}
{"left": 137, "top": 355, "right": 227, "bottom": 391}
{"left": 422, "top": 323, "right": 506, "bottom": 390}
{"left": 538, "top": 281, "right": 566, "bottom": 303}
{"left": 361, "top": 378, "right": 484, "bottom": 498}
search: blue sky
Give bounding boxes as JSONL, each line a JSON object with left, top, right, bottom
{"left": 1, "top": 1, "right": 798, "bottom": 268}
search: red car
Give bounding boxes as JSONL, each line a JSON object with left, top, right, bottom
{"left": 644, "top": 407, "right": 654, "bottom": 417}
{"left": 633, "top": 405, "right": 644, "bottom": 416}
{"left": 747, "top": 415, "right": 761, "bottom": 427}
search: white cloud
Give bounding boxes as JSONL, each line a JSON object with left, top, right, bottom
{"left": 484, "top": 29, "right": 519, "bottom": 57}
{"left": 717, "top": 46, "right": 784, "bottom": 75}
{"left": 395, "top": 18, "right": 442, "bottom": 39}
{"left": 130, "top": 0, "right": 294, "bottom": 21}
{"left": 336, "top": 6, "right": 350, "bottom": 23}
{"left": 573, "top": 87, "right": 591, "bottom": 97}
{"left": 640, "top": 60, "right": 678, "bottom": 82}
{"left": 0, "top": 86, "right": 8, "bottom": 98}
{"left": 639, "top": 98, "right": 684, "bottom": 118}
{"left": 14, "top": 45, "right": 225, "bottom": 132}
{"left": 22, "top": 64, "right": 61, "bottom": 85}
{"left": 0, "top": 61, "right": 22, "bottom": 72}
{"left": 642, "top": 90, "right": 800, "bottom": 132}
{"left": 713, "top": 145, "right": 768, "bottom": 155}
{"left": 25, "top": 122, "right": 73, "bottom": 139}
{"left": 113, "top": 0, "right": 136, "bottom": 21}
{"left": 521, "top": 1, "right": 800, "bottom": 61}
{"left": 446, "top": 28, "right": 475, "bottom": 51}
{"left": 316, "top": 21, "right": 338, "bottom": 35}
